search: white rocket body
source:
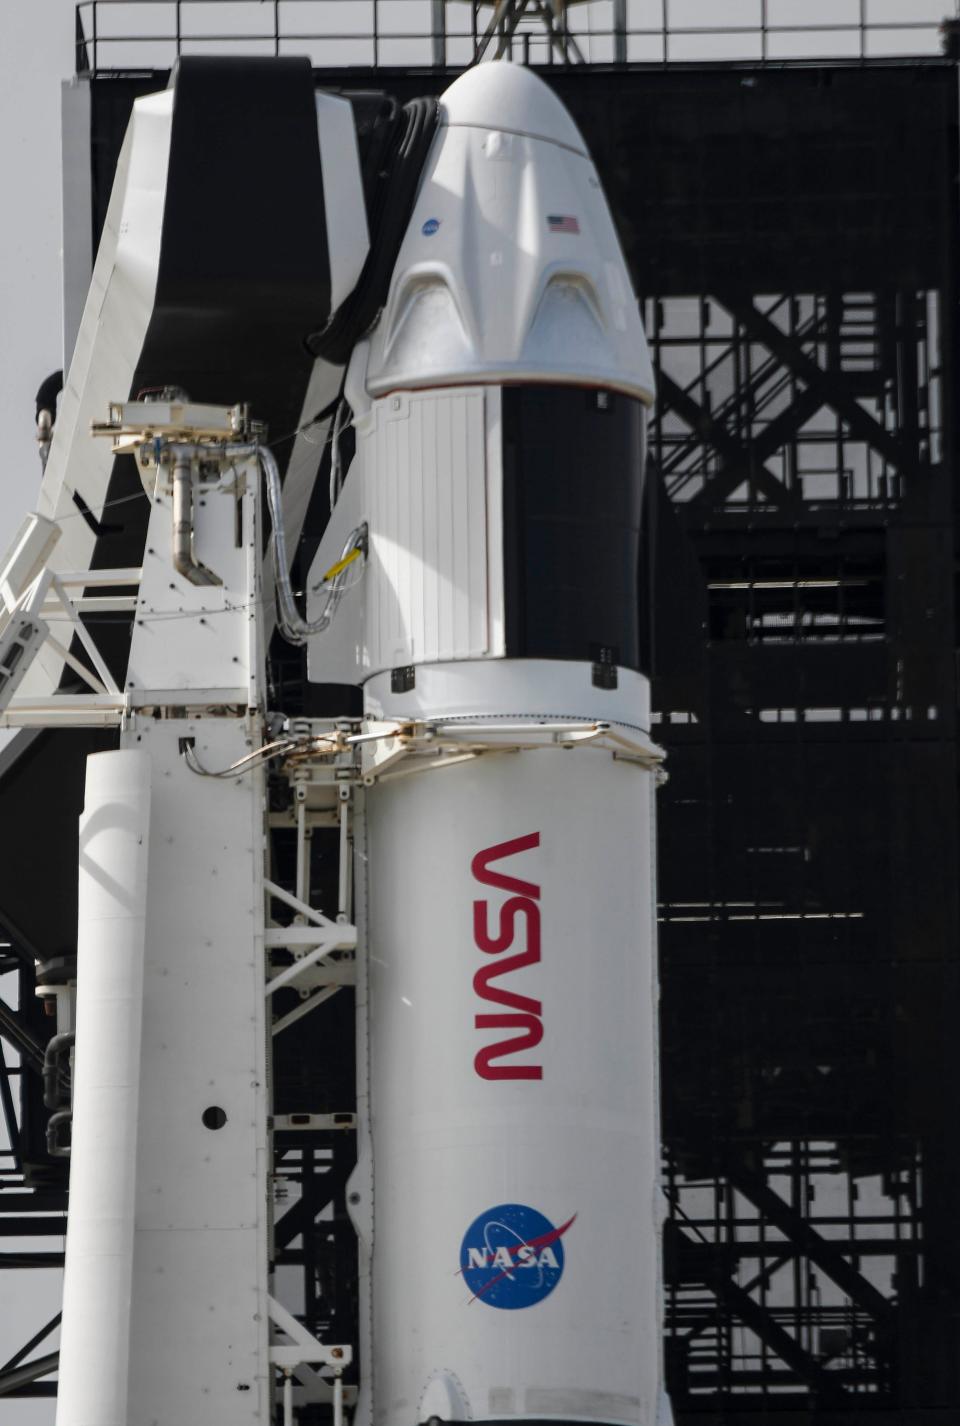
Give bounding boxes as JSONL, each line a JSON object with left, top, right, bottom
{"left": 361, "top": 735, "right": 662, "bottom": 1426}
{"left": 309, "top": 63, "right": 670, "bottom": 1426}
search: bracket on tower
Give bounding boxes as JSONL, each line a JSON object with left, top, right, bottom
{"left": 0, "top": 551, "right": 141, "bottom": 727}
{"left": 267, "top": 1294, "right": 352, "bottom": 1370}
{"left": 469, "top": 0, "right": 589, "bottom": 63}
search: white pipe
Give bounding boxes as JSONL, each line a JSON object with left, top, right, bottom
{"left": 283, "top": 1370, "right": 293, "bottom": 1426}
{"left": 264, "top": 934, "right": 345, "bottom": 998}
{"left": 264, "top": 877, "right": 333, "bottom": 928}
{"left": 333, "top": 1370, "right": 344, "bottom": 1426}
{"left": 56, "top": 750, "right": 152, "bottom": 1426}
{"left": 296, "top": 793, "right": 308, "bottom": 905}
{"left": 337, "top": 796, "right": 349, "bottom": 921}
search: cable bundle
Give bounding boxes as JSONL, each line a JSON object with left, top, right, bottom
{"left": 305, "top": 96, "right": 439, "bottom": 364}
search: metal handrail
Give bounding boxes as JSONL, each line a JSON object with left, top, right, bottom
{"left": 74, "top": 0, "right": 960, "bottom": 77}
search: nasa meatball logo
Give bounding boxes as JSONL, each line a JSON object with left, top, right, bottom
{"left": 421, "top": 217, "right": 441, "bottom": 236}
{"left": 458, "top": 1203, "right": 576, "bottom": 1309}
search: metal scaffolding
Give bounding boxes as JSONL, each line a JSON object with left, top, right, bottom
{"left": 71, "top": 0, "right": 958, "bottom": 76}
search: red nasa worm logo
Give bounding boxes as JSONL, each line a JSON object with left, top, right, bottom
{"left": 471, "top": 832, "right": 542, "bottom": 1080}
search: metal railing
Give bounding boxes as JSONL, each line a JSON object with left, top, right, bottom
{"left": 74, "top": 0, "right": 960, "bottom": 76}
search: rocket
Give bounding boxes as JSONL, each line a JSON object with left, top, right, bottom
{"left": 0, "top": 51, "right": 670, "bottom": 1426}
{"left": 307, "top": 61, "right": 669, "bottom": 1426}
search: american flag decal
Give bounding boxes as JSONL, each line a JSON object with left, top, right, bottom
{"left": 547, "top": 213, "right": 580, "bottom": 234}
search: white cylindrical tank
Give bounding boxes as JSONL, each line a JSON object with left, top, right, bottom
{"left": 361, "top": 669, "right": 664, "bottom": 1426}
{"left": 56, "top": 750, "right": 152, "bottom": 1426}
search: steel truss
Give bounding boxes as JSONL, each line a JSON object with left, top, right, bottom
{"left": 664, "top": 1141, "right": 920, "bottom": 1400}
{"left": 649, "top": 290, "right": 936, "bottom": 520}
{"left": 0, "top": 938, "right": 66, "bottom": 1401}
{"left": 71, "top": 1, "right": 958, "bottom": 77}
{"left": 644, "top": 63, "right": 960, "bottom": 1415}
{"left": 651, "top": 279, "right": 950, "bottom": 1402}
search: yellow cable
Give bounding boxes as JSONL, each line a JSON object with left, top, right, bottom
{"left": 321, "top": 547, "right": 361, "bottom": 583}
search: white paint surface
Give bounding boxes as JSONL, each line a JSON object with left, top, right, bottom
{"left": 57, "top": 750, "right": 151, "bottom": 1426}
{"left": 363, "top": 702, "right": 665, "bottom": 1425}
{"left": 365, "top": 64, "right": 655, "bottom": 402}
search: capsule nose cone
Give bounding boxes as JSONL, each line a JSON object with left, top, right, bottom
{"left": 439, "top": 60, "right": 587, "bottom": 154}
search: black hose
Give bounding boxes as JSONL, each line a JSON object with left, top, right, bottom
{"left": 306, "top": 96, "right": 440, "bottom": 365}
{"left": 46, "top": 1109, "right": 72, "bottom": 1159}
{"left": 35, "top": 370, "right": 63, "bottom": 425}
{"left": 42, "top": 1032, "right": 75, "bottom": 1111}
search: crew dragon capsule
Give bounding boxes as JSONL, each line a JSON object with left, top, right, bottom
{"left": 308, "top": 62, "right": 672, "bottom": 1426}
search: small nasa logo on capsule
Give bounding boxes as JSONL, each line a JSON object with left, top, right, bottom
{"left": 421, "top": 217, "right": 441, "bottom": 236}
{"left": 458, "top": 1203, "right": 576, "bottom": 1309}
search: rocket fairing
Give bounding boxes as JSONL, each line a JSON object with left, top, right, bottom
{"left": 7, "top": 47, "right": 671, "bottom": 1426}
{"left": 308, "top": 62, "right": 671, "bottom": 1426}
